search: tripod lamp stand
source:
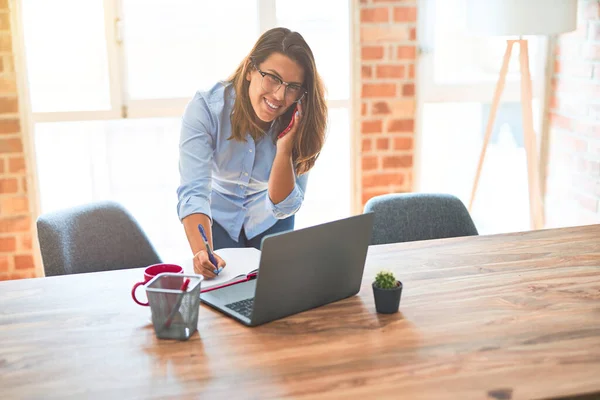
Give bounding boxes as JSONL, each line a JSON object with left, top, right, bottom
{"left": 466, "top": 0, "right": 577, "bottom": 230}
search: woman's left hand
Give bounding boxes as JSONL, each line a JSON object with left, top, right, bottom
{"left": 276, "top": 101, "right": 302, "bottom": 155}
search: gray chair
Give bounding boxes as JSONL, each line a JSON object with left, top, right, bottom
{"left": 37, "top": 201, "right": 162, "bottom": 276}
{"left": 363, "top": 193, "right": 478, "bottom": 245}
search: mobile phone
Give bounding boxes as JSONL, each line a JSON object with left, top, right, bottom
{"left": 277, "top": 102, "right": 299, "bottom": 139}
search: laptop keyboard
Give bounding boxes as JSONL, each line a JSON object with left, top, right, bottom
{"left": 225, "top": 298, "right": 254, "bottom": 318}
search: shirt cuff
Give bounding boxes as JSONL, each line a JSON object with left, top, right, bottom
{"left": 265, "top": 184, "right": 304, "bottom": 219}
{"left": 177, "top": 195, "right": 212, "bottom": 223}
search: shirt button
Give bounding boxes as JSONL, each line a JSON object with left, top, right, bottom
{"left": 244, "top": 172, "right": 248, "bottom": 176}
{"left": 249, "top": 149, "right": 253, "bottom": 153}
{"left": 239, "top": 185, "right": 244, "bottom": 189}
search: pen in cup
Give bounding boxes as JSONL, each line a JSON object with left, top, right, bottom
{"left": 197, "top": 224, "right": 221, "bottom": 275}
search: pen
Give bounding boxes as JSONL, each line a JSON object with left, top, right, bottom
{"left": 198, "top": 224, "right": 220, "bottom": 275}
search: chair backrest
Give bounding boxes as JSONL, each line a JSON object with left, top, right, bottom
{"left": 363, "top": 193, "right": 478, "bottom": 245}
{"left": 37, "top": 201, "right": 162, "bottom": 276}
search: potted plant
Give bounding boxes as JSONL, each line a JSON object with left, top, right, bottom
{"left": 372, "top": 270, "right": 403, "bottom": 314}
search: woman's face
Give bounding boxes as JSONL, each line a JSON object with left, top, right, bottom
{"left": 246, "top": 52, "right": 305, "bottom": 125}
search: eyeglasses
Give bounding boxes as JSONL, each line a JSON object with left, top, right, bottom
{"left": 253, "top": 63, "right": 307, "bottom": 103}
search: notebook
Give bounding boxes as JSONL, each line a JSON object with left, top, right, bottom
{"left": 181, "top": 247, "right": 261, "bottom": 292}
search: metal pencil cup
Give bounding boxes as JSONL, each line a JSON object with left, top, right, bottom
{"left": 145, "top": 273, "right": 203, "bottom": 340}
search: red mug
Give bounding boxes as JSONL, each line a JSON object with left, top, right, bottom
{"left": 131, "top": 264, "right": 184, "bottom": 306}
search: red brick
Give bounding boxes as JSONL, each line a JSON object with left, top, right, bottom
{"left": 0, "top": 236, "right": 15, "bottom": 252}
{"left": 388, "top": 100, "right": 415, "bottom": 117}
{"left": 0, "top": 57, "right": 3, "bottom": 73}
{"left": 393, "top": 7, "right": 417, "bottom": 22}
{"left": 362, "top": 172, "right": 404, "bottom": 188}
{"left": 362, "top": 155, "right": 378, "bottom": 171}
{"left": 376, "top": 137, "right": 389, "bottom": 150}
{"left": 0, "top": 76, "right": 16, "bottom": 94}
{"left": 362, "top": 189, "right": 386, "bottom": 204}
{"left": 393, "top": 137, "right": 413, "bottom": 150}
{"left": 0, "top": 178, "right": 18, "bottom": 193}
{"left": 397, "top": 46, "right": 416, "bottom": 59}
{"left": 14, "top": 254, "right": 34, "bottom": 270}
{"left": 402, "top": 83, "right": 415, "bottom": 96}
{"left": 409, "top": 27, "right": 416, "bottom": 41}
{"left": 362, "top": 120, "right": 383, "bottom": 134}
{"left": 0, "top": 196, "right": 29, "bottom": 214}
{"left": 362, "top": 65, "right": 372, "bottom": 78}
{"left": 0, "top": 97, "right": 18, "bottom": 114}
{"left": 18, "top": 233, "right": 32, "bottom": 251}
{"left": 0, "top": 255, "right": 9, "bottom": 272}
{"left": 0, "top": 33, "right": 11, "bottom": 52}
{"left": 0, "top": 12, "right": 9, "bottom": 30}
{"left": 362, "top": 138, "right": 372, "bottom": 152}
{"left": 408, "top": 64, "right": 415, "bottom": 79}
{"left": 0, "top": 119, "right": 20, "bottom": 134}
{"left": 0, "top": 0, "right": 8, "bottom": 10}
{"left": 554, "top": 59, "right": 561, "bottom": 74}
{"left": 362, "top": 189, "right": 392, "bottom": 207}
{"left": 549, "top": 95, "right": 558, "bottom": 110}
{"left": 361, "top": 102, "right": 367, "bottom": 116}
{"left": 382, "top": 155, "right": 413, "bottom": 168}
{"left": 361, "top": 7, "right": 389, "bottom": 23}
{"left": 1, "top": 271, "right": 37, "bottom": 280}
{"left": 21, "top": 177, "right": 27, "bottom": 193}
{"left": 361, "top": 46, "right": 384, "bottom": 60}
{"left": 0, "top": 138, "right": 22, "bottom": 153}
{"left": 361, "top": 25, "right": 410, "bottom": 42}
{"left": 8, "top": 156, "right": 24, "bottom": 173}
{"left": 1, "top": 55, "right": 13, "bottom": 74}
{"left": 388, "top": 119, "right": 414, "bottom": 132}
{"left": 0, "top": 158, "right": 4, "bottom": 173}
{"left": 0, "top": 216, "right": 30, "bottom": 233}
{"left": 376, "top": 64, "right": 405, "bottom": 78}
{"left": 372, "top": 102, "right": 391, "bottom": 115}
{"left": 362, "top": 83, "right": 396, "bottom": 98}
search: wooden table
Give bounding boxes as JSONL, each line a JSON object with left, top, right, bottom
{"left": 1, "top": 225, "right": 600, "bottom": 399}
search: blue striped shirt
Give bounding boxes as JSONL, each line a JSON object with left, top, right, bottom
{"left": 177, "top": 82, "right": 308, "bottom": 241}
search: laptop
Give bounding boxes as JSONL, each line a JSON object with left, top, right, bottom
{"left": 200, "top": 213, "right": 374, "bottom": 327}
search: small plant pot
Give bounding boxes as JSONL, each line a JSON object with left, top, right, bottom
{"left": 372, "top": 281, "right": 403, "bottom": 314}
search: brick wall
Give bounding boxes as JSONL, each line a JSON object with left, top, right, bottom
{"left": 545, "top": 0, "right": 600, "bottom": 227}
{"left": 357, "top": 0, "right": 417, "bottom": 207}
{"left": 0, "top": 0, "right": 39, "bottom": 280}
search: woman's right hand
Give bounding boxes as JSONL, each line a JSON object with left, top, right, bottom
{"left": 193, "top": 250, "right": 226, "bottom": 279}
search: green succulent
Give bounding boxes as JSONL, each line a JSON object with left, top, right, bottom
{"left": 374, "top": 270, "right": 398, "bottom": 289}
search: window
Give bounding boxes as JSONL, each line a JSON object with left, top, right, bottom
{"left": 417, "top": 0, "right": 548, "bottom": 234}
{"left": 21, "top": 0, "right": 353, "bottom": 258}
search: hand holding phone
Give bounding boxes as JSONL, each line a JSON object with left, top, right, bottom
{"left": 277, "top": 100, "right": 302, "bottom": 139}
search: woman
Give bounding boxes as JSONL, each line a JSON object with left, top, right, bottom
{"left": 177, "top": 27, "right": 328, "bottom": 278}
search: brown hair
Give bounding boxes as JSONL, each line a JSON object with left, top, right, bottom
{"left": 226, "top": 27, "right": 327, "bottom": 175}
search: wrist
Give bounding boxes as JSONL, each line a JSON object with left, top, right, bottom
{"left": 276, "top": 144, "right": 293, "bottom": 158}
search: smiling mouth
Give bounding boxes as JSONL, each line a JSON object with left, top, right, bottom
{"left": 263, "top": 97, "right": 281, "bottom": 112}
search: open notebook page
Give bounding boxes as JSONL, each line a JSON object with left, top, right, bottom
{"left": 181, "top": 247, "right": 261, "bottom": 290}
